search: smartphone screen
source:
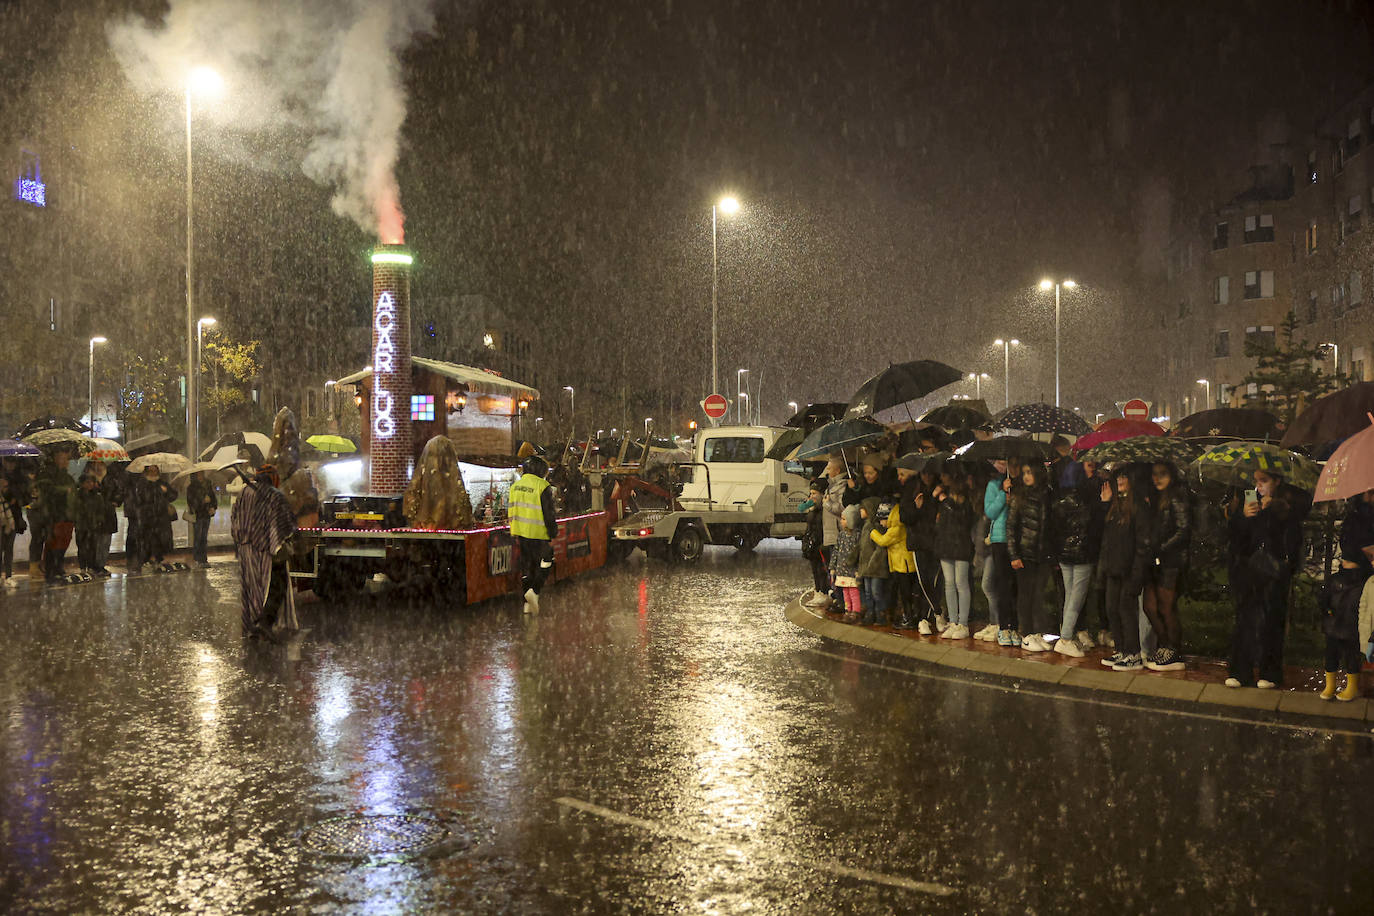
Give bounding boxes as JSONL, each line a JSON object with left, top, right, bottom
{"left": 1244, "top": 488, "right": 1259, "bottom": 505}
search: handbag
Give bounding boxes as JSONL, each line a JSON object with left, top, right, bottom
{"left": 1246, "top": 544, "right": 1282, "bottom": 581}
{"left": 182, "top": 510, "right": 195, "bottom": 522}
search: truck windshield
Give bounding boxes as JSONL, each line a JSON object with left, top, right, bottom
{"left": 702, "top": 437, "right": 765, "bottom": 463}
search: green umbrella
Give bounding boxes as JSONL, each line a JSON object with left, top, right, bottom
{"left": 1081, "top": 435, "right": 1200, "bottom": 468}
{"left": 1189, "top": 440, "right": 1321, "bottom": 491}
{"left": 306, "top": 434, "right": 357, "bottom": 454}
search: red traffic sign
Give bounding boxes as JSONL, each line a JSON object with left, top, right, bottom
{"left": 1122, "top": 398, "right": 1150, "bottom": 420}
{"left": 701, "top": 394, "right": 730, "bottom": 419}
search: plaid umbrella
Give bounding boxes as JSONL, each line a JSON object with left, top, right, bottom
{"left": 86, "top": 438, "right": 130, "bottom": 462}
{"left": 1313, "top": 422, "right": 1374, "bottom": 503}
{"left": 1072, "top": 418, "right": 1165, "bottom": 453}
{"left": 995, "top": 403, "right": 1092, "bottom": 436}
{"left": 22, "top": 428, "right": 95, "bottom": 455}
{"left": 1081, "top": 435, "right": 1200, "bottom": 468}
{"left": 1190, "top": 441, "right": 1321, "bottom": 491}
{"left": 796, "top": 417, "right": 888, "bottom": 460}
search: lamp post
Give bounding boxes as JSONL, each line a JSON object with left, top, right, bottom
{"left": 968, "top": 372, "right": 990, "bottom": 400}
{"left": 325, "top": 380, "right": 337, "bottom": 433}
{"left": 563, "top": 385, "right": 575, "bottom": 437}
{"left": 1196, "top": 378, "right": 1211, "bottom": 409}
{"left": 738, "top": 392, "right": 749, "bottom": 425}
{"left": 993, "top": 338, "right": 1020, "bottom": 411}
{"left": 88, "top": 336, "right": 107, "bottom": 435}
{"left": 787, "top": 400, "right": 799, "bottom": 421}
{"left": 185, "top": 65, "right": 222, "bottom": 461}
{"left": 195, "top": 316, "right": 216, "bottom": 449}
{"left": 1039, "top": 278, "right": 1076, "bottom": 406}
{"left": 711, "top": 195, "right": 740, "bottom": 403}
{"left": 644, "top": 417, "right": 653, "bottom": 438}
{"left": 1323, "top": 341, "right": 1339, "bottom": 376}
{"left": 736, "top": 368, "right": 748, "bottom": 424}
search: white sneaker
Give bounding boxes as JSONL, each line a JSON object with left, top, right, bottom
{"left": 1098, "top": 629, "right": 1115, "bottom": 649}
{"left": 935, "top": 614, "right": 949, "bottom": 633}
{"left": 952, "top": 624, "right": 971, "bottom": 639}
{"left": 523, "top": 587, "right": 539, "bottom": 613}
{"left": 917, "top": 619, "right": 933, "bottom": 635}
{"left": 1023, "top": 634, "right": 1049, "bottom": 653}
{"left": 973, "top": 624, "right": 997, "bottom": 641}
{"left": 1054, "top": 638, "right": 1084, "bottom": 658}
{"left": 1256, "top": 679, "right": 1277, "bottom": 690}
{"left": 804, "top": 591, "right": 830, "bottom": 607}
{"left": 1075, "top": 630, "right": 1095, "bottom": 650}
{"left": 1224, "top": 677, "right": 1243, "bottom": 688}
{"left": 940, "top": 623, "right": 960, "bottom": 639}
{"left": 0, "top": 576, "right": 14, "bottom": 589}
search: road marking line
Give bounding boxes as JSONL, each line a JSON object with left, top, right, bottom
{"left": 802, "top": 647, "right": 1374, "bottom": 739}
{"left": 553, "top": 796, "right": 957, "bottom": 897}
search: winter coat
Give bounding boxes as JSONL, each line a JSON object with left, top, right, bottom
{"left": 843, "top": 465, "right": 898, "bottom": 507}
{"left": 1322, "top": 567, "right": 1367, "bottom": 642}
{"left": 857, "top": 497, "right": 889, "bottom": 578}
{"left": 74, "top": 486, "right": 109, "bottom": 534}
{"left": 1149, "top": 487, "right": 1192, "bottom": 569}
{"left": 1098, "top": 497, "right": 1152, "bottom": 584}
{"left": 933, "top": 495, "right": 977, "bottom": 562}
{"left": 1339, "top": 499, "right": 1374, "bottom": 575}
{"left": 800, "top": 498, "right": 823, "bottom": 559}
{"left": 984, "top": 479, "right": 1009, "bottom": 544}
{"left": 0, "top": 496, "right": 15, "bottom": 536}
{"left": 1051, "top": 479, "right": 1107, "bottom": 565}
{"left": 33, "top": 463, "right": 77, "bottom": 525}
{"left": 1226, "top": 489, "right": 1305, "bottom": 585}
{"left": 830, "top": 525, "right": 862, "bottom": 586}
{"left": 871, "top": 504, "right": 916, "bottom": 573}
{"left": 186, "top": 476, "right": 219, "bottom": 521}
{"left": 1007, "top": 486, "right": 1054, "bottom": 565}
{"left": 822, "top": 474, "right": 846, "bottom": 546}
{"left": 1, "top": 481, "right": 24, "bottom": 535}
{"left": 132, "top": 477, "right": 177, "bottom": 529}
{"left": 905, "top": 482, "right": 939, "bottom": 553}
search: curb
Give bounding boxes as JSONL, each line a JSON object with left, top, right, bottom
{"left": 783, "top": 597, "right": 1374, "bottom": 724}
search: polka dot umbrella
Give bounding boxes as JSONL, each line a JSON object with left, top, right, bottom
{"left": 995, "top": 403, "right": 1092, "bottom": 437}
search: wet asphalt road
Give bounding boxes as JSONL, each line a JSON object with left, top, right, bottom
{"left": 3, "top": 543, "right": 1374, "bottom": 914}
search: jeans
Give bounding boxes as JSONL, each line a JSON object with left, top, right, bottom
{"left": 1059, "top": 562, "right": 1095, "bottom": 639}
{"left": 983, "top": 542, "right": 1013, "bottom": 628}
{"left": 93, "top": 534, "right": 110, "bottom": 573}
{"left": 861, "top": 577, "right": 890, "bottom": 619}
{"left": 889, "top": 571, "right": 915, "bottom": 624}
{"left": 940, "top": 559, "right": 971, "bottom": 626}
{"left": 192, "top": 515, "right": 212, "bottom": 564}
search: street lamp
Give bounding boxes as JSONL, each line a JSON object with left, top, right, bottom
{"left": 968, "top": 372, "right": 990, "bottom": 400}
{"left": 711, "top": 195, "right": 741, "bottom": 406}
{"left": 185, "top": 65, "right": 222, "bottom": 461}
{"left": 738, "top": 392, "right": 750, "bottom": 425}
{"left": 1039, "top": 277, "right": 1076, "bottom": 407}
{"left": 1323, "top": 341, "right": 1339, "bottom": 376}
{"left": 325, "top": 379, "right": 337, "bottom": 432}
{"left": 787, "top": 400, "right": 799, "bottom": 421}
{"left": 88, "top": 336, "right": 107, "bottom": 435}
{"left": 1196, "top": 378, "right": 1211, "bottom": 409}
{"left": 195, "top": 316, "right": 216, "bottom": 448}
{"left": 736, "top": 368, "right": 748, "bottom": 424}
{"left": 563, "top": 385, "right": 575, "bottom": 436}
{"left": 993, "top": 338, "right": 1020, "bottom": 411}
{"left": 644, "top": 417, "right": 653, "bottom": 437}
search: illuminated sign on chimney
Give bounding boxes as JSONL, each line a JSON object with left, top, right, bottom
{"left": 15, "top": 178, "right": 45, "bottom": 207}
{"left": 372, "top": 291, "right": 397, "bottom": 439}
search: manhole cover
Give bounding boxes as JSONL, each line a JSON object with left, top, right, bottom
{"left": 300, "top": 811, "right": 474, "bottom": 861}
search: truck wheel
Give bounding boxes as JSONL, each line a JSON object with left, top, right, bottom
{"left": 673, "top": 526, "right": 705, "bottom": 563}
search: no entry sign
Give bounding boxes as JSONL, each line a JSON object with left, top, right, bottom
{"left": 701, "top": 394, "right": 729, "bottom": 419}
{"left": 1122, "top": 398, "right": 1150, "bottom": 420}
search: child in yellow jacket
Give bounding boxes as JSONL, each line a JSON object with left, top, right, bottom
{"left": 872, "top": 502, "right": 918, "bottom": 628}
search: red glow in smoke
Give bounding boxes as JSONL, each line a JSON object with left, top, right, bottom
{"left": 378, "top": 196, "right": 405, "bottom": 245}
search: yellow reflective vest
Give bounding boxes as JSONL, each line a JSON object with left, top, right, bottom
{"left": 509, "top": 473, "right": 552, "bottom": 540}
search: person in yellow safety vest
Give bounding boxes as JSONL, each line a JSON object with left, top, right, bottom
{"left": 509, "top": 454, "right": 558, "bottom": 612}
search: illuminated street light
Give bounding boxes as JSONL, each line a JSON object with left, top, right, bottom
{"left": 1038, "top": 277, "right": 1076, "bottom": 406}
{"left": 185, "top": 66, "right": 223, "bottom": 461}
{"left": 993, "top": 338, "right": 1020, "bottom": 411}
{"left": 711, "top": 195, "right": 742, "bottom": 417}
{"left": 1197, "top": 378, "right": 1211, "bottom": 409}
{"left": 89, "top": 336, "right": 108, "bottom": 435}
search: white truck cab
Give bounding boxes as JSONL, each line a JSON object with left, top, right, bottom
{"left": 613, "top": 425, "right": 813, "bottom": 561}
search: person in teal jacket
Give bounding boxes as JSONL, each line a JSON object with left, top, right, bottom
{"left": 977, "top": 458, "right": 1017, "bottom": 644}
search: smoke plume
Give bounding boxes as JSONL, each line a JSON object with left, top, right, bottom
{"left": 108, "top": 0, "right": 434, "bottom": 242}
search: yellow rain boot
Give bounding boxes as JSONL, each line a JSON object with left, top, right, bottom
{"left": 1337, "top": 674, "right": 1362, "bottom": 703}
{"left": 1320, "top": 671, "right": 1340, "bottom": 700}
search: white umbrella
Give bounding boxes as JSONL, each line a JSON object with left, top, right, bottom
{"left": 171, "top": 459, "right": 249, "bottom": 489}
{"left": 128, "top": 452, "right": 193, "bottom": 475}
{"left": 198, "top": 431, "right": 271, "bottom": 462}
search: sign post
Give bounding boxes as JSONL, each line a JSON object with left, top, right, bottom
{"left": 1122, "top": 398, "right": 1150, "bottom": 420}
{"left": 701, "top": 393, "right": 730, "bottom": 426}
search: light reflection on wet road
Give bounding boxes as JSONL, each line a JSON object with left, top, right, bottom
{"left": 3, "top": 543, "right": 1373, "bottom": 913}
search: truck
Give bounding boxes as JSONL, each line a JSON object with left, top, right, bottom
{"left": 611, "top": 425, "right": 813, "bottom": 562}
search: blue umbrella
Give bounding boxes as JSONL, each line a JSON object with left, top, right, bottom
{"left": 796, "top": 417, "right": 888, "bottom": 461}
{"left": 0, "top": 438, "right": 42, "bottom": 458}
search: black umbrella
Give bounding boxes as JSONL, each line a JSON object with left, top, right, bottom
{"left": 784, "top": 402, "right": 848, "bottom": 435}
{"left": 844, "top": 360, "right": 964, "bottom": 420}
{"left": 764, "top": 427, "right": 806, "bottom": 461}
{"left": 796, "top": 417, "right": 888, "bottom": 461}
{"left": 14, "top": 414, "right": 89, "bottom": 438}
{"left": 1174, "top": 407, "right": 1281, "bottom": 441}
{"left": 995, "top": 403, "right": 1092, "bottom": 437}
{"left": 1282, "top": 382, "right": 1374, "bottom": 448}
{"left": 921, "top": 403, "right": 991, "bottom": 430}
{"left": 962, "top": 436, "right": 1054, "bottom": 462}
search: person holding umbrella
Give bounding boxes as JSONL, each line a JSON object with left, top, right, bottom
{"left": 129, "top": 464, "right": 177, "bottom": 573}
{"left": 83, "top": 460, "right": 119, "bottom": 577}
{"left": 185, "top": 470, "right": 219, "bottom": 568}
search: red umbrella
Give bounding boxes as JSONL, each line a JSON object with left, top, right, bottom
{"left": 1073, "top": 418, "right": 1165, "bottom": 454}
{"left": 1313, "top": 418, "right": 1374, "bottom": 503}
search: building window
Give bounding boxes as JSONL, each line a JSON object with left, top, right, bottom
{"left": 1243, "top": 213, "right": 1275, "bottom": 243}
{"left": 1243, "top": 270, "right": 1273, "bottom": 299}
{"left": 1349, "top": 194, "right": 1363, "bottom": 233}
{"left": 1354, "top": 347, "right": 1368, "bottom": 382}
{"left": 1308, "top": 290, "right": 1319, "bottom": 323}
{"left": 1308, "top": 149, "right": 1319, "bottom": 184}
{"left": 1332, "top": 283, "right": 1346, "bottom": 316}
{"left": 1214, "top": 275, "right": 1229, "bottom": 304}
{"left": 1348, "top": 116, "right": 1363, "bottom": 158}
{"left": 1306, "top": 219, "right": 1318, "bottom": 255}
{"left": 1246, "top": 325, "right": 1276, "bottom": 352}
{"left": 1214, "top": 329, "right": 1230, "bottom": 358}
{"left": 1212, "top": 221, "right": 1228, "bottom": 250}
{"left": 1351, "top": 270, "right": 1363, "bottom": 308}
{"left": 410, "top": 394, "right": 435, "bottom": 421}
{"left": 306, "top": 389, "right": 318, "bottom": 417}
{"left": 1335, "top": 146, "right": 1346, "bottom": 176}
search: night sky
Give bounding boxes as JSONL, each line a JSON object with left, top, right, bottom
{"left": 5, "top": 0, "right": 1373, "bottom": 423}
